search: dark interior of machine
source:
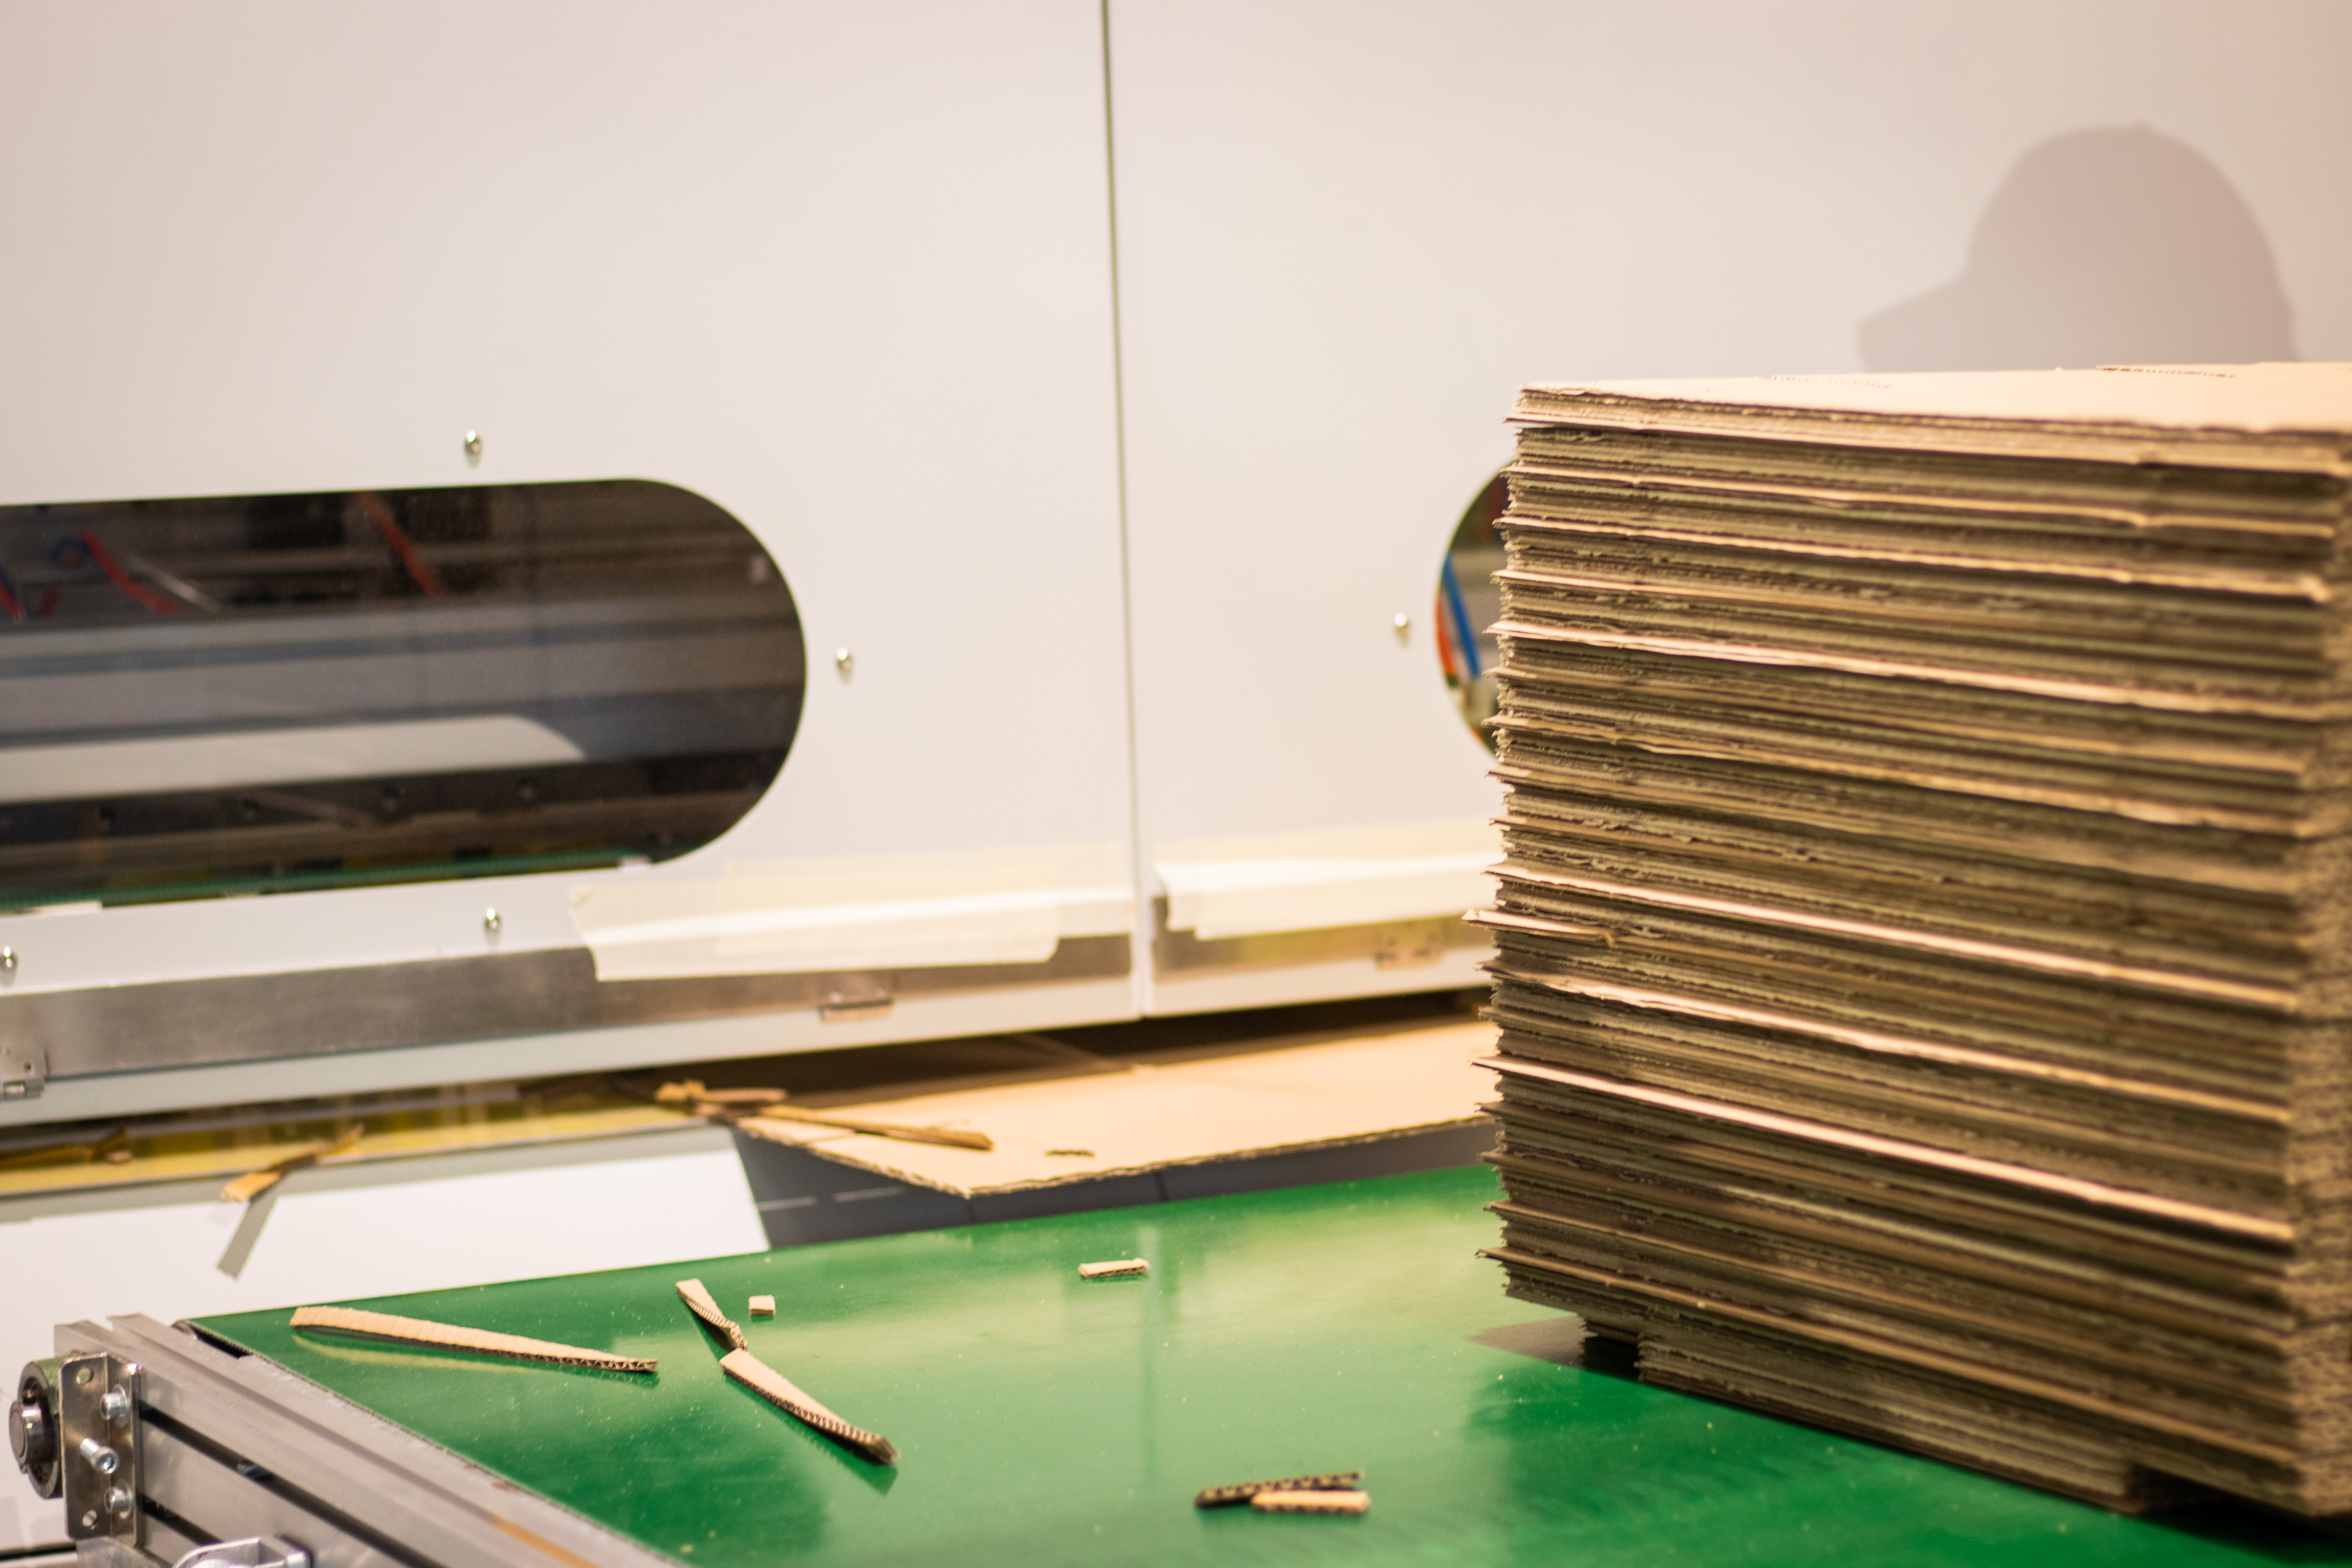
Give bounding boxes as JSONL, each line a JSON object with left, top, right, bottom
{"left": 0, "top": 480, "right": 804, "bottom": 908}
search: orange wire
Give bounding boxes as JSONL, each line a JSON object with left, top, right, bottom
{"left": 76, "top": 530, "right": 180, "bottom": 614}
{"left": 356, "top": 492, "right": 445, "bottom": 596}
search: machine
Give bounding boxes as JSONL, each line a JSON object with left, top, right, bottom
{"left": 7, "top": 0, "right": 2352, "bottom": 1558}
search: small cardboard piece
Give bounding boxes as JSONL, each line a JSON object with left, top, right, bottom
{"left": 673, "top": 1277, "right": 748, "bottom": 1352}
{"left": 719, "top": 1348, "right": 897, "bottom": 1466}
{"left": 220, "top": 1123, "right": 361, "bottom": 1203}
{"left": 1193, "top": 1470, "right": 1363, "bottom": 1508}
{"left": 1251, "top": 1490, "right": 1370, "bottom": 1515}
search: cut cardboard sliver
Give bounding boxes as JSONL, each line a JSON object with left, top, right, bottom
{"left": 740, "top": 1019, "right": 1493, "bottom": 1198}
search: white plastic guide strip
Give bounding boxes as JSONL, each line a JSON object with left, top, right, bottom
{"left": 0, "top": 715, "right": 583, "bottom": 805}
{"left": 568, "top": 842, "right": 1133, "bottom": 980}
{"left": 1154, "top": 819, "right": 1501, "bottom": 940}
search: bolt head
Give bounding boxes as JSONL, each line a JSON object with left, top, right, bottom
{"left": 101, "top": 1388, "right": 129, "bottom": 1425}
{"left": 105, "top": 1485, "right": 131, "bottom": 1517}
{"left": 8, "top": 1395, "right": 38, "bottom": 1466}
{"left": 463, "top": 431, "right": 483, "bottom": 457}
{"left": 483, "top": 909, "right": 502, "bottom": 934}
{"left": 0, "top": 947, "right": 15, "bottom": 971}
{"left": 833, "top": 648, "right": 854, "bottom": 677}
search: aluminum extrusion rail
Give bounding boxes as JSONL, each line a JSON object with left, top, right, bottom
{"left": 48, "top": 1314, "right": 673, "bottom": 1568}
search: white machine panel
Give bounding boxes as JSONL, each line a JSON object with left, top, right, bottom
{"left": 0, "top": 2, "right": 1138, "bottom": 1121}
{"left": 7, "top": 1, "right": 2352, "bottom": 1108}
{"left": 1109, "top": 0, "right": 2352, "bottom": 1013}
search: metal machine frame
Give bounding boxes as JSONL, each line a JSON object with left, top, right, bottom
{"left": 17, "top": 1316, "right": 665, "bottom": 1568}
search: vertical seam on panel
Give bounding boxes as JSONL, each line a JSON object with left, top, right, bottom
{"left": 1100, "top": 0, "right": 1150, "bottom": 1014}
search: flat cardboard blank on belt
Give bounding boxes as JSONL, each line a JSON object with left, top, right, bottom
{"left": 745, "top": 1018, "right": 1493, "bottom": 1197}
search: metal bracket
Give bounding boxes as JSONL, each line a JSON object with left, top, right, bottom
{"left": 2, "top": 1047, "right": 46, "bottom": 1100}
{"left": 173, "top": 1537, "right": 313, "bottom": 1568}
{"left": 60, "top": 1351, "right": 141, "bottom": 1546}
{"left": 1372, "top": 938, "right": 1445, "bottom": 971}
{"left": 818, "top": 975, "right": 893, "bottom": 1024}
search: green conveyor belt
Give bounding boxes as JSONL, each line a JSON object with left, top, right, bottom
{"left": 200, "top": 1167, "right": 2352, "bottom": 1567}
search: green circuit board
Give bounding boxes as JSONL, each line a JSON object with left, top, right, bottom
{"left": 200, "top": 1165, "right": 2352, "bottom": 1567}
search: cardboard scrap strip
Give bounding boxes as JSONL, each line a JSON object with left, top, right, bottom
{"left": 719, "top": 1348, "right": 898, "bottom": 1466}
{"left": 674, "top": 1277, "right": 749, "bottom": 1351}
{"left": 1193, "top": 1470, "right": 1364, "bottom": 1508}
{"left": 734, "top": 1109, "right": 994, "bottom": 1151}
{"left": 289, "top": 1305, "right": 655, "bottom": 1374}
{"left": 657, "top": 1079, "right": 995, "bottom": 1151}
{"left": 1251, "top": 1490, "right": 1370, "bottom": 1515}
{"left": 1077, "top": 1258, "right": 1150, "bottom": 1279}
{"left": 657, "top": 1082, "right": 785, "bottom": 1107}
{"left": 220, "top": 1123, "right": 362, "bottom": 1203}
{"left": 671, "top": 1278, "right": 897, "bottom": 1465}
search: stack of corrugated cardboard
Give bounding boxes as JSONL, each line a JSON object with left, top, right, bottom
{"left": 1474, "top": 363, "right": 2352, "bottom": 1512}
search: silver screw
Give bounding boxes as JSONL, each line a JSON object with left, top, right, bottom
{"left": 101, "top": 1388, "right": 129, "bottom": 1425}
{"left": 483, "top": 909, "right": 502, "bottom": 935}
{"left": 1392, "top": 612, "right": 1412, "bottom": 643}
{"left": 463, "top": 430, "right": 483, "bottom": 459}
{"left": 105, "top": 1486, "right": 131, "bottom": 1518}
{"left": 834, "top": 647, "right": 854, "bottom": 678}
{"left": 78, "top": 1436, "right": 119, "bottom": 1475}
{"left": 80, "top": 1511, "right": 95, "bottom": 1530}
{"left": 0, "top": 947, "right": 15, "bottom": 972}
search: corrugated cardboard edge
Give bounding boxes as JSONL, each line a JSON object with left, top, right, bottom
{"left": 789, "top": 1115, "right": 1492, "bottom": 1199}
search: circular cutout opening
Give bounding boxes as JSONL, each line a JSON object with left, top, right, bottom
{"left": 1436, "top": 472, "right": 1504, "bottom": 751}
{"left": 0, "top": 479, "right": 803, "bottom": 909}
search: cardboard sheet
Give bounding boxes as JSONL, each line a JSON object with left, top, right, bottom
{"left": 748, "top": 1018, "right": 1494, "bottom": 1196}
{"left": 1516, "top": 362, "right": 2352, "bottom": 466}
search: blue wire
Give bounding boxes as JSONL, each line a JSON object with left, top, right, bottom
{"left": 1440, "top": 556, "right": 1482, "bottom": 681}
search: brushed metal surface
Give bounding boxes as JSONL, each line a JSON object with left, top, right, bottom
{"left": 11, "top": 937, "right": 1131, "bottom": 1078}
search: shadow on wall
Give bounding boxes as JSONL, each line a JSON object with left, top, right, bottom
{"left": 1859, "top": 125, "right": 2296, "bottom": 372}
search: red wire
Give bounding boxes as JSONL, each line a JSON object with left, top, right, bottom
{"left": 1432, "top": 590, "right": 1459, "bottom": 681}
{"left": 356, "top": 491, "right": 445, "bottom": 597}
{"left": 76, "top": 530, "right": 180, "bottom": 615}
